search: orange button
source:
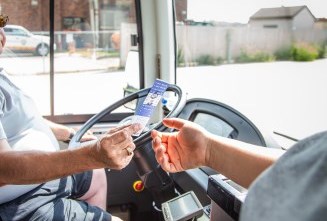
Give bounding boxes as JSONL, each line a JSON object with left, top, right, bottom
{"left": 133, "top": 180, "right": 144, "bottom": 192}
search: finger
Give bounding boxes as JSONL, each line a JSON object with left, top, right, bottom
{"left": 81, "top": 134, "right": 97, "bottom": 142}
{"left": 154, "top": 144, "right": 167, "bottom": 165}
{"left": 151, "top": 130, "right": 158, "bottom": 139}
{"left": 152, "top": 135, "right": 163, "bottom": 154}
{"left": 125, "top": 146, "right": 134, "bottom": 156}
{"left": 152, "top": 139, "right": 173, "bottom": 172}
{"left": 128, "top": 123, "right": 142, "bottom": 135}
{"left": 114, "top": 136, "right": 135, "bottom": 152}
{"left": 162, "top": 118, "right": 187, "bottom": 130}
{"left": 154, "top": 146, "right": 165, "bottom": 165}
{"left": 152, "top": 130, "right": 167, "bottom": 147}
{"left": 123, "top": 144, "right": 136, "bottom": 167}
{"left": 152, "top": 136, "right": 165, "bottom": 152}
{"left": 151, "top": 130, "right": 163, "bottom": 140}
{"left": 109, "top": 124, "right": 140, "bottom": 144}
{"left": 86, "top": 129, "right": 94, "bottom": 135}
{"left": 107, "top": 124, "right": 131, "bottom": 135}
{"left": 125, "top": 140, "right": 136, "bottom": 152}
{"left": 158, "top": 150, "right": 177, "bottom": 173}
{"left": 155, "top": 131, "right": 178, "bottom": 143}
{"left": 112, "top": 123, "right": 141, "bottom": 136}
{"left": 125, "top": 142, "right": 136, "bottom": 152}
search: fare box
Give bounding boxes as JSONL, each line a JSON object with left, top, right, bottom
{"left": 131, "top": 79, "right": 169, "bottom": 136}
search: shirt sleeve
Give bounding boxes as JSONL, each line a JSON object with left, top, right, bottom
{"left": 240, "top": 131, "right": 327, "bottom": 221}
{"left": 0, "top": 89, "right": 7, "bottom": 140}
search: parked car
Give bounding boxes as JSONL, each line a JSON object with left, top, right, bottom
{"left": 4, "top": 25, "right": 54, "bottom": 56}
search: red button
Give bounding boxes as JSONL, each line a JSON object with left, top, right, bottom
{"left": 133, "top": 180, "right": 144, "bottom": 192}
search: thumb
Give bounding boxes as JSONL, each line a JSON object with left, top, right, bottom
{"left": 162, "top": 118, "right": 188, "bottom": 130}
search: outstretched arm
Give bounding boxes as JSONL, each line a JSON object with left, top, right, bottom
{"left": 151, "top": 118, "right": 284, "bottom": 188}
{"left": 0, "top": 124, "right": 140, "bottom": 186}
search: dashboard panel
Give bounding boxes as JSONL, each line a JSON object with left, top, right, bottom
{"left": 176, "top": 98, "right": 267, "bottom": 146}
{"left": 171, "top": 98, "right": 270, "bottom": 208}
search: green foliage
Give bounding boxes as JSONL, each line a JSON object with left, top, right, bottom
{"left": 216, "top": 57, "right": 224, "bottom": 65}
{"left": 236, "top": 50, "right": 275, "bottom": 63}
{"left": 274, "top": 47, "right": 293, "bottom": 61}
{"left": 177, "top": 48, "right": 184, "bottom": 67}
{"left": 275, "top": 43, "right": 325, "bottom": 61}
{"left": 318, "top": 43, "right": 327, "bottom": 59}
{"left": 195, "top": 55, "right": 224, "bottom": 66}
{"left": 291, "top": 43, "right": 319, "bottom": 61}
{"left": 196, "top": 55, "right": 215, "bottom": 65}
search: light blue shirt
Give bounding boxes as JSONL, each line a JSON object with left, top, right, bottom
{"left": 240, "top": 131, "right": 327, "bottom": 221}
{"left": 0, "top": 69, "right": 59, "bottom": 204}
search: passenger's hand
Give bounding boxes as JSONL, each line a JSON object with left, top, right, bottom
{"left": 151, "top": 118, "right": 210, "bottom": 173}
{"left": 93, "top": 124, "right": 140, "bottom": 170}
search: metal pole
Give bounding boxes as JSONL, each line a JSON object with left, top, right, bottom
{"left": 50, "top": 0, "right": 55, "bottom": 115}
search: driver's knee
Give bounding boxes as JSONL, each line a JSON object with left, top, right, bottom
{"left": 90, "top": 168, "right": 107, "bottom": 194}
{"left": 78, "top": 169, "right": 107, "bottom": 208}
{"left": 112, "top": 215, "right": 123, "bottom": 221}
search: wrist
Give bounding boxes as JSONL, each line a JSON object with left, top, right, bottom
{"left": 205, "top": 135, "right": 213, "bottom": 167}
{"left": 70, "top": 143, "right": 102, "bottom": 169}
{"left": 64, "top": 128, "right": 76, "bottom": 143}
{"left": 86, "top": 139, "right": 106, "bottom": 168}
{"left": 205, "top": 134, "right": 221, "bottom": 168}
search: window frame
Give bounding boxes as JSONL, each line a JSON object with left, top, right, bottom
{"left": 44, "top": 0, "right": 144, "bottom": 124}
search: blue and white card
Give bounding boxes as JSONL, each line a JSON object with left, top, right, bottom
{"left": 132, "top": 79, "right": 169, "bottom": 136}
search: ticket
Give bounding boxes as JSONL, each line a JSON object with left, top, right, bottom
{"left": 131, "top": 79, "right": 169, "bottom": 136}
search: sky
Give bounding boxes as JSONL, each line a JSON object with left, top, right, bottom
{"left": 187, "top": 0, "right": 327, "bottom": 23}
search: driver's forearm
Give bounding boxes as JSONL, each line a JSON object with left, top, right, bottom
{"left": 0, "top": 145, "right": 102, "bottom": 185}
{"left": 44, "top": 118, "right": 73, "bottom": 141}
{"left": 206, "top": 135, "right": 284, "bottom": 188}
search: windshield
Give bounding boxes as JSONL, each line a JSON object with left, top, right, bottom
{"left": 174, "top": 0, "right": 327, "bottom": 148}
{"left": 1, "top": 0, "right": 139, "bottom": 116}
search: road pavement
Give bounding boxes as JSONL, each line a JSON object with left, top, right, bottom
{"left": 1, "top": 52, "right": 326, "bottom": 148}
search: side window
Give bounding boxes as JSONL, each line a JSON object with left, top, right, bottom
{"left": 174, "top": 0, "right": 327, "bottom": 146}
{"left": 3, "top": 28, "right": 12, "bottom": 35}
{"left": 1, "top": 0, "right": 139, "bottom": 117}
{"left": 10, "top": 28, "right": 28, "bottom": 36}
{"left": 53, "top": 0, "right": 138, "bottom": 115}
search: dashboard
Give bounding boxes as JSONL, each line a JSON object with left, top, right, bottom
{"left": 170, "top": 98, "right": 273, "bottom": 220}
{"left": 176, "top": 98, "right": 267, "bottom": 146}
{"left": 104, "top": 97, "right": 278, "bottom": 221}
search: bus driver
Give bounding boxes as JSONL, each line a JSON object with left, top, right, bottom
{"left": 0, "top": 15, "right": 140, "bottom": 221}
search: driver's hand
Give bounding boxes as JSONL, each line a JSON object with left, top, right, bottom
{"left": 80, "top": 129, "right": 97, "bottom": 142}
{"left": 151, "top": 118, "right": 209, "bottom": 173}
{"left": 93, "top": 123, "right": 141, "bottom": 170}
{"left": 106, "top": 124, "right": 135, "bottom": 135}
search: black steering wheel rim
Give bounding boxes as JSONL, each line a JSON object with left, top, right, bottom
{"left": 69, "top": 84, "right": 186, "bottom": 149}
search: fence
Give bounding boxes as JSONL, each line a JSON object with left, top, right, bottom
{"left": 176, "top": 25, "right": 327, "bottom": 64}
{"left": 33, "top": 24, "right": 327, "bottom": 66}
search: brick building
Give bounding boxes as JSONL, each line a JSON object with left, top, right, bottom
{"left": 175, "top": 0, "right": 187, "bottom": 22}
{"left": 0, "top": 0, "right": 187, "bottom": 32}
{"left": 0, "top": 0, "right": 136, "bottom": 31}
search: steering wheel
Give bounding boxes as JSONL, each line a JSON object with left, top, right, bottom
{"left": 69, "top": 84, "right": 186, "bottom": 149}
